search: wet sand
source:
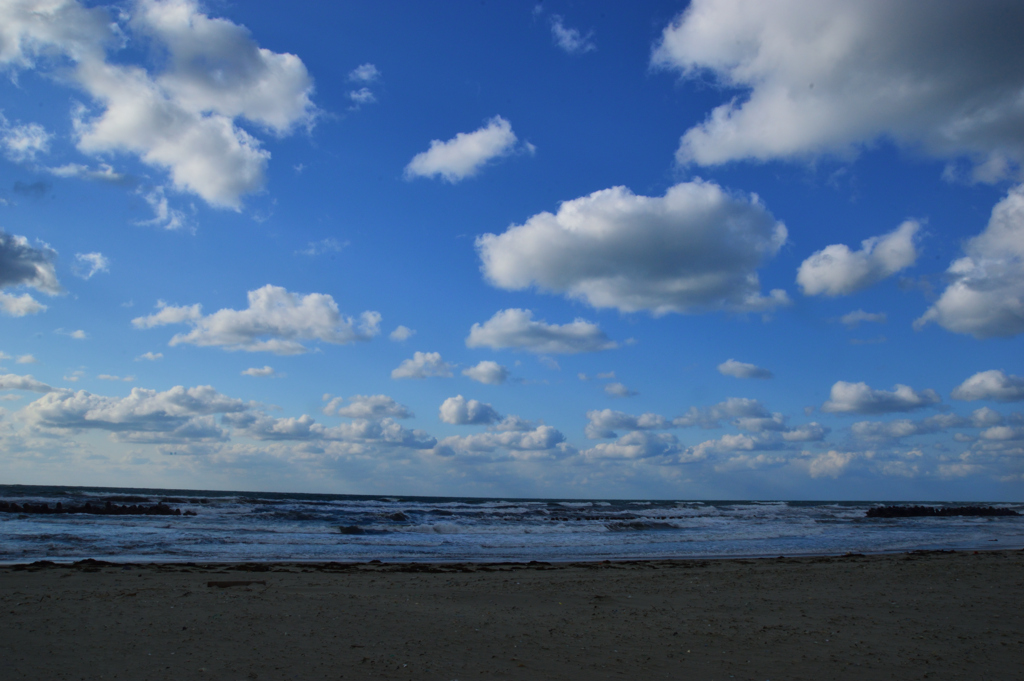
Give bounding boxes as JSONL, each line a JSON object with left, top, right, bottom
{"left": 1, "top": 550, "right": 1021, "bottom": 680}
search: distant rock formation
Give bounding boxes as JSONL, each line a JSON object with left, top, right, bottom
{"left": 0, "top": 500, "right": 194, "bottom": 516}
{"left": 866, "top": 505, "right": 1018, "bottom": 518}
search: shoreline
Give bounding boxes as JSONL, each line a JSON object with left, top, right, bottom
{"left": 2, "top": 542, "right": 1019, "bottom": 568}
{"left": 3, "top": 549, "right": 1021, "bottom": 680}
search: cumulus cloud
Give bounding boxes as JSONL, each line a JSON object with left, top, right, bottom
{"left": 952, "top": 370, "right": 1024, "bottom": 402}
{"left": 348, "top": 88, "right": 375, "bottom": 106}
{"left": 23, "top": 384, "right": 247, "bottom": 443}
{"left": 0, "top": 292, "right": 47, "bottom": 317}
{"left": 391, "top": 351, "right": 454, "bottom": 380}
{"left": 916, "top": 185, "right": 1024, "bottom": 338}
{"left": 550, "top": 16, "right": 595, "bottom": 55}
{"left": 477, "top": 181, "right": 788, "bottom": 315}
{"left": 389, "top": 325, "right": 415, "bottom": 342}
{"left": 0, "top": 373, "right": 54, "bottom": 393}
{"left": 439, "top": 395, "right": 502, "bottom": 426}
{"left": 462, "top": 360, "right": 508, "bottom": 385}
{"left": 797, "top": 221, "right": 919, "bottom": 296}
{"left": 404, "top": 116, "right": 524, "bottom": 183}
{"left": 604, "top": 382, "right": 637, "bottom": 398}
{"left": 136, "top": 352, "right": 163, "bottom": 361}
{"left": 0, "top": 0, "right": 316, "bottom": 209}
{"left": 16, "top": 355, "right": 37, "bottom": 364}
{"left": 674, "top": 397, "right": 771, "bottom": 429}
{"left": 348, "top": 63, "right": 380, "bottom": 83}
{"left": 584, "top": 409, "right": 670, "bottom": 439}
{"left": 0, "top": 231, "right": 60, "bottom": 316}
{"left": 848, "top": 412, "right": 991, "bottom": 443}
{"left": 822, "top": 381, "right": 941, "bottom": 415}
{"left": 97, "top": 374, "right": 134, "bottom": 382}
{"left": 466, "top": 309, "right": 616, "bottom": 355}
{"left": 322, "top": 394, "right": 413, "bottom": 420}
{"left": 241, "top": 366, "right": 276, "bottom": 377}
{"left": 437, "top": 425, "right": 566, "bottom": 458}
{"left": 131, "top": 301, "right": 202, "bottom": 329}
{"left": 46, "top": 162, "right": 127, "bottom": 184}
{"left": 226, "top": 411, "right": 436, "bottom": 449}
{"left": 717, "top": 359, "right": 772, "bottom": 379}
{"left": 840, "top": 310, "right": 887, "bottom": 328}
{"left": 583, "top": 431, "right": 682, "bottom": 461}
{"left": 132, "top": 285, "right": 380, "bottom": 354}
{"left": 0, "top": 116, "right": 51, "bottom": 162}
{"left": 72, "top": 252, "right": 109, "bottom": 279}
{"left": 296, "top": 238, "right": 344, "bottom": 257}
{"left": 780, "top": 422, "right": 830, "bottom": 442}
{"left": 806, "top": 451, "right": 858, "bottom": 479}
{"left": 652, "top": 0, "right": 1024, "bottom": 175}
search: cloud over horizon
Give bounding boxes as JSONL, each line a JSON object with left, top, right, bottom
{"left": 477, "top": 181, "right": 789, "bottom": 315}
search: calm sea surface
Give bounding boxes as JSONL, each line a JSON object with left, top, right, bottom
{"left": 1, "top": 485, "right": 1022, "bottom": 563}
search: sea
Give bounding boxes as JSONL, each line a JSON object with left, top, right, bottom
{"left": 1, "top": 485, "right": 1022, "bottom": 564}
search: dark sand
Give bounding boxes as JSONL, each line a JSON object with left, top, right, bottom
{"left": 2, "top": 550, "right": 1022, "bottom": 680}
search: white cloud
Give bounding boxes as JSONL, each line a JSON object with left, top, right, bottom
{"left": 550, "top": 16, "right": 595, "bottom": 55}
{"left": 98, "top": 374, "right": 134, "bottom": 382}
{"left": 652, "top": 1, "right": 1024, "bottom": 176}
{"left": 466, "top": 309, "right": 616, "bottom": 355}
{"left": 241, "top": 366, "right": 276, "bottom": 377}
{"left": 225, "top": 411, "right": 434, "bottom": 449}
{"left": 137, "top": 187, "right": 189, "bottom": 232}
{"left": 797, "top": 221, "right": 919, "bottom": 296}
{"left": 391, "top": 351, "right": 454, "bottom": 380}
{"left": 348, "top": 63, "right": 380, "bottom": 82}
{"left": 952, "top": 370, "right": 1024, "bottom": 403}
{"left": 583, "top": 431, "right": 682, "bottom": 461}
{"left": 405, "top": 116, "right": 523, "bottom": 183}
{"left": 822, "top": 381, "right": 941, "bottom": 415}
{"left": 348, "top": 88, "right": 376, "bottom": 105}
{"left": 0, "top": 373, "right": 54, "bottom": 393}
{"left": 477, "top": 181, "right": 789, "bottom": 315}
{"left": 916, "top": 185, "right": 1024, "bottom": 338}
{"left": 674, "top": 397, "right": 771, "bottom": 429}
{"left": 806, "top": 451, "right": 858, "bottom": 479}
{"left": 604, "top": 382, "right": 637, "bottom": 398}
{"left": 439, "top": 395, "right": 502, "bottom": 426}
{"left": 584, "top": 409, "right": 669, "bottom": 439}
{"left": 46, "top": 162, "right": 126, "bottom": 184}
{"left": 389, "top": 325, "right": 415, "bottom": 342}
{"left": 132, "top": 301, "right": 202, "bottom": 329}
{"left": 16, "top": 354, "right": 37, "bottom": 364}
{"left": 55, "top": 328, "right": 88, "bottom": 340}
{"left": 717, "top": 359, "right": 772, "bottom": 379}
{"left": 22, "top": 384, "right": 247, "bottom": 444}
{"left": 136, "top": 352, "right": 163, "bottom": 361}
{"left": 296, "top": 238, "right": 345, "bottom": 256}
{"left": 0, "top": 0, "right": 316, "bottom": 210}
{"left": 437, "top": 425, "right": 566, "bottom": 458}
{"left": 322, "top": 394, "right": 413, "bottom": 420}
{"left": 0, "top": 117, "right": 51, "bottom": 162}
{"left": 840, "top": 310, "right": 887, "bottom": 328}
{"left": 72, "top": 252, "right": 109, "bottom": 279}
{"left": 0, "top": 231, "right": 60, "bottom": 316}
{"left": 0, "top": 292, "right": 47, "bottom": 316}
{"left": 133, "top": 285, "right": 380, "bottom": 355}
{"left": 780, "top": 423, "right": 830, "bottom": 442}
{"left": 461, "top": 360, "right": 508, "bottom": 385}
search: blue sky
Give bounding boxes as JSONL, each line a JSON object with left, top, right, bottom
{"left": 0, "top": 0, "right": 1022, "bottom": 499}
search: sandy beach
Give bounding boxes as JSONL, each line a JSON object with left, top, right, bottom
{"left": 2, "top": 550, "right": 1021, "bottom": 680}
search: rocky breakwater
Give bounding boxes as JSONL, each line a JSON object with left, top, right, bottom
{"left": 866, "top": 505, "right": 1018, "bottom": 518}
{"left": 0, "top": 500, "right": 195, "bottom": 516}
